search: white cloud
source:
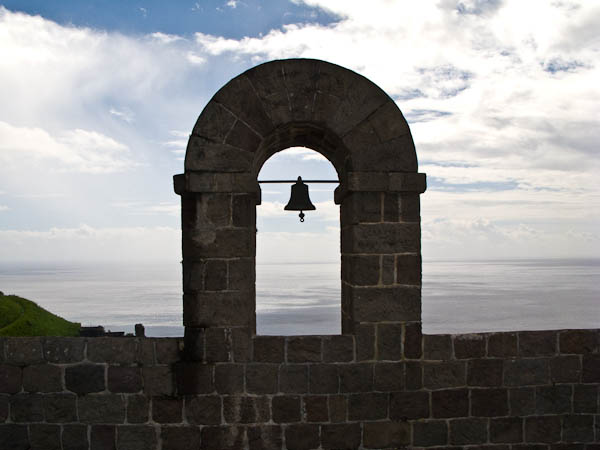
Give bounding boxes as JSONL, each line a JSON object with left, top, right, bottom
{"left": 109, "top": 107, "right": 135, "bottom": 123}
{"left": 0, "top": 225, "right": 180, "bottom": 262}
{"left": 111, "top": 201, "right": 180, "bottom": 216}
{"left": 0, "top": 205, "right": 8, "bottom": 211}
{"left": 0, "top": 121, "right": 134, "bottom": 173}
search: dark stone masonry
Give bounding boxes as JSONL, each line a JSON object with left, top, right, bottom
{"left": 1, "top": 59, "right": 598, "bottom": 448}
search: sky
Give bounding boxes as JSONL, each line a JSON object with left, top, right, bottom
{"left": 0, "top": 0, "right": 599, "bottom": 264}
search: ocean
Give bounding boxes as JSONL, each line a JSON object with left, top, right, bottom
{"left": 0, "top": 259, "right": 598, "bottom": 336}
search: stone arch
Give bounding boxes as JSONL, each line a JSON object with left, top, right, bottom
{"left": 174, "top": 58, "right": 426, "bottom": 360}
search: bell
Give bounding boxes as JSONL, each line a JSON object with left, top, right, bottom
{"left": 284, "top": 176, "right": 316, "bottom": 222}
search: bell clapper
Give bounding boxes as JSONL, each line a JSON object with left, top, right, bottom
{"left": 299, "top": 211, "right": 305, "bottom": 222}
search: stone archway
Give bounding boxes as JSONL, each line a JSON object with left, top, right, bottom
{"left": 174, "top": 58, "right": 426, "bottom": 360}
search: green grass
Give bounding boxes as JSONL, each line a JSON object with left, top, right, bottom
{"left": 0, "top": 294, "right": 80, "bottom": 337}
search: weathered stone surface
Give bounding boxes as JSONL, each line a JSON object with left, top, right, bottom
{"left": 582, "top": 354, "right": 600, "bottom": 382}
{"left": 525, "top": 416, "right": 562, "bottom": 443}
{"left": 205, "top": 327, "right": 231, "bottom": 362}
{"left": 117, "top": 425, "right": 157, "bottom": 450}
{"left": 562, "top": 414, "right": 594, "bottom": 442}
{"left": 0, "top": 365, "right": 21, "bottom": 393}
{"left": 390, "top": 391, "right": 429, "bottom": 420}
{"left": 272, "top": 395, "right": 301, "bottom": 423}
{"left": 62, "top": 424, "right": 88, "bottom": 450}
{"left": 468, "top": 358, "right": 503, "bottom": 386}
{"left": 279, "top": 364, "right": 308, "bottom": 393}
{"left": 377, "top": 323, "right": 403, "bottom": 360}
{"left": 490, "top": 417, "right": 523, "bottom": 443}
{"left": 431, "top": 388, "right": 469, "bottom": 418}
{"left": 215, "top": 364, "right": 245, "bottom": 394}
{"left": 348, "top": 392, "right": 387, "bottom": 420}
{"left": 185, "top": 136, "right": 254, "bottom": 172}
{"left": 29, "top": 424, "right": 61, "bottom": 450}
{"left": 449, "top": 418, "right": 488, "bottom": 445}
{"left": 504, "top": 358, "right": 549, "bottom": 386}
{"left": 0, "top": 395, "right": 8, "bottom": 422}
{"left": 374, "top": 362, "right": 403, "bottom": 391}
{"left": 78, "top": 394, "right": 126, "bottom": 423}
{"left": 223, "top": 396, "right": 269, "bottom": 424}
{"left": 303, "top": 395, "right": 328, "bottom": 422}
{"left": 535, "top": 385, "right": 572, "bottom": 414}
{"left": 126, "top": 395, "right": 149, "bottom": 424}
{"left": 412, "top": 420, "right": 448, "bottom": 446}
{"left": 44, "top": 394, "right": 77, "bottom": 422}
{"left": 328, "top": 395, "right": 346, "bottom": 423}
{"left": 186, "top": 395, "right": 222, "bottom": 425}
{"left": 245, "top": 364, "right": 278, "bottom": 394}
{"left": 573, "top": 385, "right": 598, "bottom": 413}
{"left": 87, "top": 337, "right": 137, "bottom": 364}
{"left": 322, "top": 423, "right": 362, "bottom": 449}
{"left": 560, "top": 330, "right": 598, "bottom": 354}
{"left": 309, "top": 364, "right": 339, "bottom": 394}
{"left": 42, "top": 338, "right": 85, "bottom": 363}
{"left": 339, "top": 363, "right": 372, "bottom": 393}
{"left": 65, "top": 364, "right": 105, "bottom": 394}
{"left": 519, "top": 331, "right": 557, "bottom": 356}
{"left": 405, "top": 361, "right": 423, "bottom": 390}
{"left": 488, "top": 332, "right": 517, "bottom": 357}
{"left": 404, "top": 322, "right": 422, "bottom": 359}
{"left": 348, "top": 286, "right": 421, "bottom": 322}
{"left": 551, "top": 355, "right": 581, "bottom": 382}
{"left": 323, "top": 335, "right": 354, "bottom": 362}
{"left": 424, "top": 334, "right": 453, "bottom": 360}
{"left": 152, "top": 397, "right": 182, "bottom": 423}
{"left": 341, "top": 254, "right": 380, "bottom": 285}
{"left": 471, "top": 388, "right": 508, "bottom": 417}
{"left": 363, "top": 421, "right": 410, "bottom": 448}
{"left": 90, "top": 425, "right": 116, "bottom": 450}
{"left": 161, "top": 425, "right": 201, "bottom": 450}
{"left": 354, "top": 324, "right": 375, "bottom": 361}
{"left": 509, "top": 387, "right": 536, "bottom": 416}
{"left": 284, "top": 424, "right": 320, "bottom": 450}
{"left": 108, "top": 366, "right": 142, "bottom": 393}
{"left": 287, "top": 337, "right": 322, "bottom": 363}
{"left": 253, "top": 336, "right": 284, "bottom": 363}
{"left": 175, "top": 362, "right": 211, "bottom": 395}
{"left": 423, "top": 361, "right": 466, "bottom": 389}
{"left": 183, "top": 291, "right": 254, "bottom": 327}
{"left": 342, "top": 223, "right": 420, "bottom": 254}
{"left": 247, "top": 425, "right": 282, "bottom": 450}
{"left": 6, "top": 338, "right": 44, "bottom": 365}
{"left": 454, "top": 334, "right": 486, "bottom": 359}
{"left": 10, "top": 394, "right": 43, "bottom": 422}
{"left": 0, "top": 424, "right": 29, "bottom": 450}
{"left": 23, "top": 364, "right": 62, "bottom": 393}
{"left": 200, "top": 425, "right": 245, "bottom": 450}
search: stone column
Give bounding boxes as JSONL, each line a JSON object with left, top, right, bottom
{"left": 174, "top": 172, "right": 259, "bottom": 362}
{"left": 339, "top": 172, "right": 426, "bottom": 360}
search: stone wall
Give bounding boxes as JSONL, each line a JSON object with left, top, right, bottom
{"left": 1, "top": 330, "right": 598, "bottom": 449}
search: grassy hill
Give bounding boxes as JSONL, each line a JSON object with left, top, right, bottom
{"left": 0, "top": 293, "right": 80, "bottom": 336}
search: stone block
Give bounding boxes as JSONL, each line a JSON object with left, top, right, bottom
{"left": 341, "top": 254, "right": 380, "bottom": 285}
{"left": 245, "top": 364, "right": 278, "bottom": 394}
{"left": 287, "top": 337, "right": 322, "bottom": 363}
{"left": 449, "top": 418, "right": 488, "bottom": 445}
{"left": 383, "top": 193, "right": 400, "bottom": 222}
{"left": 349, "top": 285, "right": 421, "bottom": 322}
{"left": 525, "top": 416, "right": 561, "bottom": 443}
{"left": 398, "top": 193, "right": 422, "bottom": 221}
{"left": 509, "top": 387, "right": 536, "bottom": 416}
{"left": 339, "top": 363, "right": 372, "bottom": 393}
{"left": 231, "top": 194, "right": 255, "bottom": 227}
{"left": 215, "top": 364, "right": 245, "bottom": 394}
{"left": 562, "top": 414, "right": 594, "bottom": 442}
{"left": 0, "top": 396, "right": 7, "bottom": 422}
{"left": 78, "top": 394, "right": 126, "bottom": 424}
{"left": 454, "top": 334, "right": 486, "bottom": 359}
{"left": 279, "top": 364, "right": 308, "bottom": 393}
{"left": 574, "top": 385, "right": 598, "bottom": 413}
{"left": 87, "top": 337, "right": 137, "bottom": 364}
{"left": 0, "top": 424, "right": 28, "bottom": 450}
{"left": 404, "top": 322, "right": 422, "bottom": 359}
{"left": 272, "top": 395, "right": 301, "bottom": 423}
{"left": 90, "top": 425, "right": 116, "bottom": 450}
{"left": 227, "top": 258, "right": 254, "bottom": 291}
{"left": 42, "top": 337, "right": 85, "bottom": 363}
{"left": 116, "top": 425, "right": 158, "bottom": 450}
{"left": 6, "top": 338, "right": 44, "bottom": 365}
{"left": 247, "top": 425, "right": 282, "bottom": 450}
{"left": 126, "top": 395, "right": 149, "bottom": 424}
{"left": 22, "top": 364, "right": 61, "bottom": 393}
{"left": 10, "top": 394, "right": 43, "bottom": 422}
{"left": 184, "top": 172, "right": 259, "bottom": 195}
{"left": 186, "top": 395, "right": 222, "bottom": 425}
{"left": 29, "top": 424, "right": 61, "bottom": 450}
{"left": 284, "top": 424, "right": 320, "bottom": 450}
{"left": 152, "top": 397, "right": 182, "bottom": 423}
{"left": 223, "top": 396, "right": 269, "bottom": 424}
{"left": 550, "top": 355, "right": 581, "bottom": 382}
{"left": 471, "top": 388, "right": 508, "bottom": 417}
{"left": 363, "top": 421, "right": 410, "bottom": 448}
{"left": 431, "top": 388, "right": 469, "bottom": 418}
{"left": 377, "top": 323, "right": 403, "bottom": 360}
{"left": 582, "top": 354, "right": 600, "bottom": 382}
{"left": 349, "top": 133, "right": 416, "bottom": 172}
{"left": 309, "top": 364, "right": 339, "bottom": 394}
{"left": 390, "top": 391, "right": 429, "bottom": 420}
{"left": 183, "top": 228, "right": 254, "bottom": 260}
{"left": 488, "top": 332, "right": 517, "bottom": 357}
{"left": 355, "top": 324, "right": 375, "bottom": 361}
{"left": 303, "top": 395, "right": 328, "bottom": 422}
{"left": 62, "top": 424, "right": 88, "bottom": 450}
{"left": 341, "top": 223, "right": 420, "bottom": 254}
{"left": 412, "top": 420, "right": 448, "bottom": 446}
{"left": 204, "top": 259, "right": 228, "bottom": 291}
{"left": 143, "top": 366, "right": 174, "bottom": 396}
{"left": 490, "top": 417, "right": 523, "bottom": 443}
{"left": 535, "top": 385, "right": 572, "bottom": 414}
{"left": 388, "top": 172, "right": 427, "bottom": 193}
{"left": 424, "top": 334, "right": 453, "bottom": 360}
{"left": 348, "top": 392, "right": 387, "bottom": 420}
{"left": 424, "top": 361, "right": 466, "bottom": 389}
{"left": 468, "top": 358, "right": 503, "bottom": 386}
{"left": 43, "top": 394, "right": 77, "bottom": 422}
{"left": 328, "top": 395, "right": 347, "bottom": 422}
{"left": 137, "top": 338, "right": 156, "bottom": 365}
{"left": 560, "top": 330, "right": 598, "bottom": 354}
{"left": 185, "top": 136, "right": 254, "bottom": 172}
{"left": 405, "top": 361, "right": 423, "bottom": 390}
{"left": 191, "top": 100, "right": 237, "bottom": 143}
{"left": 518, "top": 331, "right": 557, "bottom": 357}
{"left": 108, "top": 366, "right": 142, "bottom": 393}
{"left": 160, "top": 425, "right": 201, "bottom": 450}
{"left": 183, "top": 291, "right": 254, "bottom": 327}
{"left": 504, "top": 358, "right": 549, "bottom": 386}
{"left": 200, "top": 425, "right": 245, "bottom": 450}
{"left": 253, "top": 336, "right": 285, "bottom": 363}
{"left": 0, "top": 365, "right": 21, "bottom": 393}
{"left": 322, "top": 335, "right": 354, "bottom": 362}
{"left": 65, "top": 364, "right": 105, "bottom": 394}
{"left": 345, "top": 172, "right": 388, "bottom": 192}
{"left": 321, "top": 423, "right": 362, "bottom": 449}
{"left": 225, "top": 120, "right": 262, "bottom": 153}
{"left": 205, "top": 327, "right": 231, "bottom": 362}
{"left": 183, "top": 327, "right": 205, "bottom": 362}
{"left": 174, "top": 362, "right": 211, "bottom": 395}
{"left": 374, "top": 362, "right": 404, "bottom": 391}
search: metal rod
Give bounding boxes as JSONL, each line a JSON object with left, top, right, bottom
{"left": 258, "top": 180, "right": 339, "bottom": 183}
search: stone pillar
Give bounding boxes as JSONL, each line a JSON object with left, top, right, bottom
{"left": 339, "top": 172, "right": 426, "bottom": 360}
{"left": 174, "top": 172, "right": 259, "bottom": 362}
